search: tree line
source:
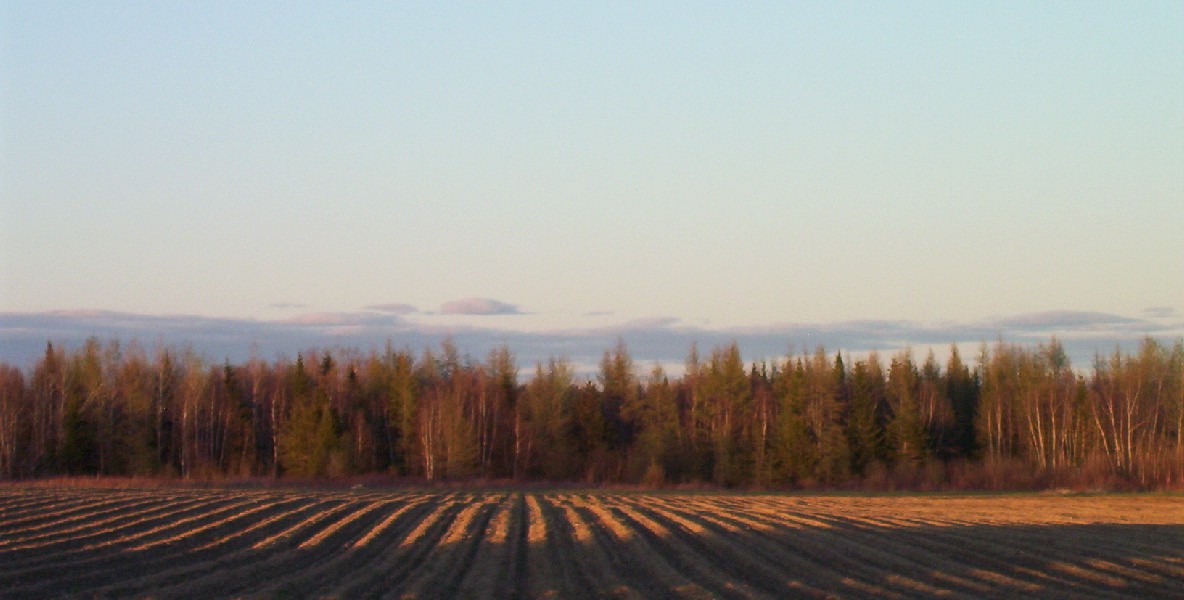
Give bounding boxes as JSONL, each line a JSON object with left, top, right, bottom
{"left": 1, "top": 336, "right": 1182, "bottom": 489}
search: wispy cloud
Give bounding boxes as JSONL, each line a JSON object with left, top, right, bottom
{"left": 584, "top": 316, "right": 680, "bottom": 334}
{"left": 439, "top": 298, "right": 522, "bottom": 316}
{"left": 268, "top": 302, "right": 307, "bottom": 310}
{"left": 1, "top": 308, "right": 1180, "bottom": 374}
{"left": 364, "top": 303, "right": 418, "bottom": 315}
{"left": 985, "top": 310, "right": 1148, "bottom": 332}
{"left": 280, "top": 312, "right": 396, "bottom": 326}
{"left": 1143, "top": 306, "right": 1178, "bottom": 319}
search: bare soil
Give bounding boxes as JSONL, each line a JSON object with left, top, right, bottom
{"left": 1, "top": 487, "right": 1182, "bottom": 598}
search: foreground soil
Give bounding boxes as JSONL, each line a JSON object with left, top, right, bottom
{"left": 1, "top": 487, "right": 1183, "bottom": 599}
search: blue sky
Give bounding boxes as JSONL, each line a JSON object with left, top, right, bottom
{"left": 2, "top": 2, "right": 1182, "bottom": 369}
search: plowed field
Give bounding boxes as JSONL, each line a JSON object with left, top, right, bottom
{"left": 2, "top": 488, "right": 1183, "bottom": 598}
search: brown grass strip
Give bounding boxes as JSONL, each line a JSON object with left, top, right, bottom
{"left": 217, "top": 494, "right": 426, "bottom": 599}
{"left": 525, "top": 493, "right": 547, "bottom": 545}
{"left": 6, "top": 489, "right": 1182, "bottom": 599}
{"left": 0, "top": 493, "right": 222, "bottom": 553}
{"left": 438, "top": 494, "right": 498, "bottom": 545}
{"left": 397, "top": 494, "right": 464, "bottom": 549}
{"left": 193, "top": 494, "right": 325, "bottom": 551}
{"left": 250, "top": 496, "right": 440, "bottom": 599}
{"left": 1121, "top": 555, "right": 1184, "bottom": 587}
{"left": 0, "top": 492, "right": 94, "bottom": 521}
{"left": 558, "top": 502, "right": 595, "bottom": 543}
{"left": 653, "top": 496, "right": 908, "bottom": 598}
{"left": 0, "top": 494, "right": 165, "bottom": 540}
{"left": 609, "top": 496, "right": 791, "bottom": 598}
{"left": 349, "top": 496, "right": 427, "bottom": 549}
{"left": 815, "top": 513, "right": 1026, "bottom": 596}
{"left": 754, "top": 496, "right": 1142, "bottom": 599}
{"left": 1046, "top": 561, "right": 1130, "bottom": 587}
{"left": 537, "top": 495, "right": 643, "bottom": 600}
{"left": 126, "top": 496, "right": 288, "bottom": 551}
{"left": 452, "top": 494, "right": 524, "bottom": 598}
{"left": 297, "top": 497, "right": 393, "bottom": 549}
{"left": 842, "top": 515, "right": 1147, "bottom": 597}
{"left": 628, "top": 495, "right": 838, "bottom": 599}
{"left": 707, "top": 497, "right": 986, "bottom": 598}
{"left": 78, "top": 496, "right": 346, "bottom": 597}
{"left": 822, "top": 504, "right": 1064, "bottom": 595}
{"left": 0, "top": 493, "right": 143, "bottom": 531}
{"left": 1079, "top": 557, "right": 1165, "bottom": 584}
{"left": 484, "top": 495, "right": 514, "bottom": 543}
{"left": 0, "top": 493, "right": 308, "bottom": 596}
{"left": 322, "top": 494, "right": 470, "bottom": 599}
{"left": 78, "top": 494, "right": 258, "bottom": 552}
{"left": 0, "top": 493, "right": 183, "bottom": 545}
{"left": 0, "top": 493, "right": 266, "bottom": 595}
{"left": 388, "top": 494, "right": 503, "bottom": 599}
{"left": 618, "top": 495, "right": 842, "bottom": 599}
{"left": 570, "top": 495, "right": 716, "bottom": 600}
{"left": 251, "top": 497, "right": 357, "bottom": 549}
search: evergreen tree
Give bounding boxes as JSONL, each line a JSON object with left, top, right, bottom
{"left": 598, "top": 339, "right": 637, "bottom": 463}
{"left": 945, "top": 345, "right": 980, "bottom": 459}
{"left": 701, "top": 343, "right": 751, "bottom": 486}
{"left": 279, "top": 354, "right": 345, "bottom": 477}
{"left": 385, "top": 348, "right": 418, "bottom": 474}
{"left": 770, "top": 357, "right": 816, "bottom": 484}
{"left": 521, "top": 358, "right": 574, "bottom": 479}
{"left": 847, "top": 354, "right": 887, "bottom": 475}
{"left": 887, "top": 351, "right": 927, "bottom": 466}
{"left": 625, "top": 365, "right": 679, "bottom": 484}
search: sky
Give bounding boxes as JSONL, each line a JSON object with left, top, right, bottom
{"left": 2, "top": 2, "right": 1182, "bottom": 371}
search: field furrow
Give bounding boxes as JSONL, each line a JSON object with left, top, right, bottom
{"left": 310, "top": 498, "right": 446, "bottom": 598}
{"left": 567, "top": 495, "right": 716, "bottom": 599}
{"left": 665, "top": 498, "right": 912, "bottom": 598}
{"left": 0, "top": 493, "right": 235, "bottom": 579}
{"left": 385, "top": 494, "right": 504, "bottom": 599}
{"left": 602, "top": 496, "right": 775, "bottom": 599}
{"left": 0, "top": 493, "right": 199, "bottom": 551}
{"left": 0, "top": 493, "right": 151, "bottom": 533}
{"left": 328, "top": 494, "right": 471, "bottom": 598}
{"left": 221, "top": 495, "right": 417, "bottom": 598}
{"left": 536, "top": 494, "right": 642, "bottom": 599}
{"left": 3, "top": 496, "right": 281, "bottom": 595}
{"left": 829, "top": 511, "right": 1151, "bottom": 598}
{"left": 88, "top": 496, "right": 349, "bottom": 597}
{"left": 453, "top": 493, "right": 527, "bottom": 599}
{"left": 30, "top": 494, "right": 320, "bottom": 597}
{"left": 281, "top": 498, "right": 440, "bottom": 598}
{"left": 798, "top": 511, "right": 1060, "bottom": 597}
{"left": 2, "top": 487, "right": 1182, "bottom": 599}
{"left": 626, "top": 495, "right": 847, "bottom": 598}
{"left": 0, "top": 492, "right": 93, "bottom": 520}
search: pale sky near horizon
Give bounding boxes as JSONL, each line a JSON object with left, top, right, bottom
{"left": 3, "top": 2, "right": 1182, "bottom": 338}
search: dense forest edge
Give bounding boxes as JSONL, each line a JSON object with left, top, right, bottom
{"left": 1, "top": 336, "right": 1182, "bottom": 491}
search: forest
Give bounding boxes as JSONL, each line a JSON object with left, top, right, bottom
{"left": 0, "top": 336, "right": 1182, "bottom": 490}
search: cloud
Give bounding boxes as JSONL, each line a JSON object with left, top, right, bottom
{"left": 1143, "top": 306, "right": 1178, "bottom": 319}
{"left": 2, "top": 308, "right": 1181, "bottom": 375}
{"left": 986, "top": 310, "right": 1145, "bottom": 331}
{"left": 589, "top": 316, "right": 680, "bottom": 333}
{"left": 48, "top": 309, "right": 122, "bottom": 318}
{"left": 364, "top": 303, "right": 418, "bottom": 315}
{"left": 268, "top": 302, "right": 307, "bottom": 310}
{"left": 438, "top": 298, "right": 522, "bottom": 316}
{"left": 281, "top": 312, "right": 395, "bottom": 326}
